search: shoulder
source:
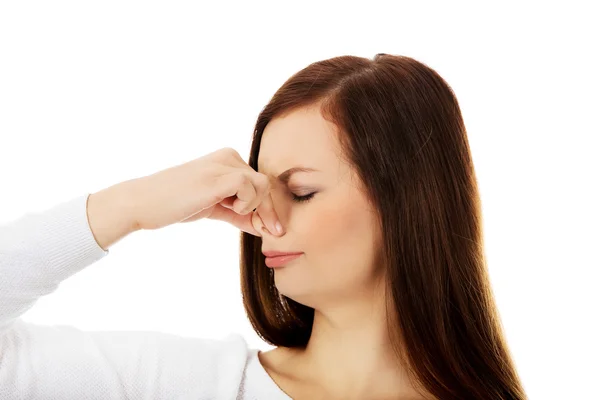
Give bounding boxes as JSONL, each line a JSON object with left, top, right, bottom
{"left": 149, "top": 331, "right": 251, "bottom": 376}
{"left": 0, "top": 321, "right": 253, "bottom": 399}
{"left": 118, "top": 330, "right": 253, "bottom": 398}
{"left": 257, "top": 346, "right": 303, "bottom": 383}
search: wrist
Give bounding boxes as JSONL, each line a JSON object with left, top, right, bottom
{"left": 87, "top": 180, "right": 140, "bottom": 250}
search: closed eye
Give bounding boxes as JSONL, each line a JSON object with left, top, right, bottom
{"left": 292, "top": 192, "right": 316, "bottom": 203}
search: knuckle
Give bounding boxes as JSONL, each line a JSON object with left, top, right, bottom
{"left": 215, "top": 147, "right": 237, "bottom": 161}
{"left": 228, "top": 147, "right": 244, "bottom": 161}
{"left": 236, "top": 172, "right": 249, "bottom": 186}
{"left": 255, "top": 174, "right": 270, "bottom": 191}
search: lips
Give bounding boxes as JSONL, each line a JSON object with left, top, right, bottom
{"left": 262, "top": 251, "right": 304, "bottom": 268}
{"left": 262, "top": 251, "right": 303, "bottom": 258}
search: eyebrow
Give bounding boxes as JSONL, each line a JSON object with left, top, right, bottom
{"left": 260, "top": 166, "right": 319, "bottom": 184}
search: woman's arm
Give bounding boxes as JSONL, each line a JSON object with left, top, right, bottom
{"left": 86, "top": 179, "right": 140, "bottom": 251}
{"left": 0, "top": 195, "right": 110, "bottom": 333}
{"left": 0, "top": 148, "right": 283, "bottom": 398}
{"left": 0, "top": 194, "right": 247, "bottom": 399}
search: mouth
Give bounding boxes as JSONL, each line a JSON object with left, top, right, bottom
{"left": 264, "top": 253, "right": 303, "bottom": 268}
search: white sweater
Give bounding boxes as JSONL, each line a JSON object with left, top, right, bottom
{"left": 0, "top": 194, "right": 292, "bottom": 400}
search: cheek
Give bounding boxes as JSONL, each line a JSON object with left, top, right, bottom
{"left": 299, "top": 195, "right": 378, "bottom": 283}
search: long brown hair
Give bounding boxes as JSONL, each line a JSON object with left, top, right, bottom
{"left": 240, "top": 54, "right": 527, "bottom": 400}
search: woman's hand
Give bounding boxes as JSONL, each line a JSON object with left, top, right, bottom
{"left": 87, "top": 147, "right": 283, "bottom": 250}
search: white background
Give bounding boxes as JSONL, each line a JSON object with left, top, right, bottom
{"left": 1, "top": 2, "right": 598, "bottom": 399}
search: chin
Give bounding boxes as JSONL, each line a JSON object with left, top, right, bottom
{"left": 273, "top": 273, "right": 306, "bottom": 303}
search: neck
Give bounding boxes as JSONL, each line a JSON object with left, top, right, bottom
{"left": 289, "top": 290, "right": 423, "bottom": 399}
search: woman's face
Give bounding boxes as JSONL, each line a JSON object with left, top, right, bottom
{"left": 254, "top": 104, "right": 384, "bottom": 309}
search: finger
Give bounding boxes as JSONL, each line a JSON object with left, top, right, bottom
{"left": 241, "top": 172, "right": 283, "bottom": 236}
{"left": 237, "top": 171, "right": 268, "bottom": 212}
{"left": 255, "top": 191, "right": 283, "bottom": 236}
{"left": 251, "top": 209, "right": 268, "bottom": 236}
{"left": 218, "top": 147, "right": 248, "bottom": 168}
{"left": 219, "top": 151, "right": 271, "bottom": 212}
{"left": 220, "top": 196, "right": 235, "bottom": 210}
{"left": 208, "top": 203, "right": 262, "bottom": 236}
{"left": 231, "top": 173, "right": 257, "bottom": 215}
{"left": 219, "top": 170, "right": 281, "bottom": 235}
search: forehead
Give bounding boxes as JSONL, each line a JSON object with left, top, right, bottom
{"left": 257, "top": 106, "right": 341, "bottom": 173}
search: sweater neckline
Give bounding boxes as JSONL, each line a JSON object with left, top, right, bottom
{"left": 246, "top": 349, "right": 293, "bottom": 399}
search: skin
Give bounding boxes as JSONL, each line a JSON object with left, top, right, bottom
{"left": 251, "top": 104, "right": 427, "bottom": 400}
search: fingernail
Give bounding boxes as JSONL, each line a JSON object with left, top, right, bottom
{"left": 275, "top": 221, "right": 283, "bottom": 234}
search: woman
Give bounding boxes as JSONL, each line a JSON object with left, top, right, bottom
{"left": 0, "top": 54, "right": 527, "bottom": 399}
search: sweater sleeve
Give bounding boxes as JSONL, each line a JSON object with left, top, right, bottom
{"left": 0, "top": 195, "right": 248, "bottom": 399}
{"left": 0, "top": 194, "right": 109, "bottom": 334}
